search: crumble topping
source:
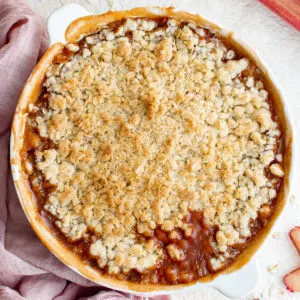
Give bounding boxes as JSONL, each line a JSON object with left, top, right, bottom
{"left": 23, "top": 17, "right": 284, "bottom": 281}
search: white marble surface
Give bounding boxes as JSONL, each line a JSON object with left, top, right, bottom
{"left": 27, "top": 0, "right": 300, "bottom": 299}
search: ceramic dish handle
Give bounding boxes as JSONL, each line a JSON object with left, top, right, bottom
{"left": 46, "top": 4, "right": 260, "bottom": 298}
{"left": 208, "top": 258, "right": 259, "bottom": 298}
{"left": 47, "top": 3, "right": 90, "bottom": 45}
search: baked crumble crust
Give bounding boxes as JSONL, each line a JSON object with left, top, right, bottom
{"left": 22, "top": 17, "right": 284, "bottom": 283}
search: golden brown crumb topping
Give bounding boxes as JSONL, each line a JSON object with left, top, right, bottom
{"left": 22, "top": 17, "right": 284, "bottom": 283}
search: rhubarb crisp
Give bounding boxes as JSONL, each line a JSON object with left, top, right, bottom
{"left": 21, "top": 17, "right": 285, "bottom": 284}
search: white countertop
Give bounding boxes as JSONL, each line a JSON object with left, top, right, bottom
{"left": 28, "top": 0, "right": 300, "bottom": 299}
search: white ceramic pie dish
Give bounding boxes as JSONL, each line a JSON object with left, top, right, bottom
{"left": 10, "top": 4, "right": 294, "bottom": 298}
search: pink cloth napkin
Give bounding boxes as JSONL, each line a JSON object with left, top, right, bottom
{"left": 0, "top": 1, "right": 170, "bottom": 299}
